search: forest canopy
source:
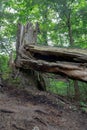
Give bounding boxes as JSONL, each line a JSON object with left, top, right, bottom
{"left": 0, "top": 0, "right": 87, "bottom": 54}
{"left": 0, "top": 0, "right": 87, "bottom": 103}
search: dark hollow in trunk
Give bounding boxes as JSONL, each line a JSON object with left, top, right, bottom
{"left": 14, "top": 22, "right": 87, "bottom": 91}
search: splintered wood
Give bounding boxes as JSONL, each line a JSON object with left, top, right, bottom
{"left": 15, "top": 22, "right": 87, "bottom": 82}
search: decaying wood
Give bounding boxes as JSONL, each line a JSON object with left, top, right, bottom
{"left": 15, "top": 22, "right": 46, "bottom": 90}
{"left": 15, "top": 22, "right": 87, "bottom": 83}
{"left": 16, "top": 22, "right": 39, "bottom": 61}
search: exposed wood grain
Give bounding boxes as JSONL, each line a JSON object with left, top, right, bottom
{"left": 15, "top": 23, "right": 87, "bottom": 82}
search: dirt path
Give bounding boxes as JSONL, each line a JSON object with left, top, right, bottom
{"left": 0, "top": 85, "right": 87, "bottom": 130}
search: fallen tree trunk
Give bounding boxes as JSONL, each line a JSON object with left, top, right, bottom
{"left": 15, "top": 44, "right": 87, "bottom": 82}
{"left": 15, "top": 22, "right": 87, "bottom": 84}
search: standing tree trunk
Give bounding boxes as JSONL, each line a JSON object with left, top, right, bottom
{"left": 39, "top": 5, "right": 48, "bottom": 45}
{"left": 74, "top": 80, "right": 80, "bottom": 101}
{"left": 67, "top": 14, "right": 74, "bottom": 46}
{"left": 67, "top": 14, "right": 80, "bottom": 100}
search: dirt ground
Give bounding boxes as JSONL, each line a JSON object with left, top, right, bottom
{"left": 0, "top": 84, "right": 87, "bottom": 130}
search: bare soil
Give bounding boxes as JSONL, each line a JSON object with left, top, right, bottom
{"left": 0, "top": 84, "right": 87, "bottom": 130}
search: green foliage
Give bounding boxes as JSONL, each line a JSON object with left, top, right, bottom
{"left": 47, "top": 78, "right": 87, "bottom": 103}
{"left": 79, "top": 82, "right": 87, "bottom": 101}
{"left": 47, "top": 79, "right": 68, "bottom": 96}
{"left": 0, "top": 0, "right": 87, "bottom": 104}
{"left": 9, "top": 77, "right": 22, "bottom": 87}
{"left": 0, "top": 54, "right": 10, "bottom": 79}
{"left": 0, "top": 54, "right": 9, "bottom": 73}
{"left": 80, "top": 101, "right": 87, "bottom": 113}
{"left": 1, "top": 0, "right": 87, "bottom": 50}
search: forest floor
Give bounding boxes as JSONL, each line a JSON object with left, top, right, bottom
{"left": 0, "top": 84, "right": 87, "bottom": 130}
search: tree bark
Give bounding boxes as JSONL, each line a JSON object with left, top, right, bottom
{"left": 67, "top": 14, "right": 74, "bottom": 46}
{"left": 15, "top": 22, "right": 87, "bottom": 92}
{"left": 15, "top": 22, "right": 46, "bottom": 90}
{"left": 74, "top": 80, "right": 80, "bottom": 101}
{"left": 15, "top": 44, "right": 87, "bottom": 82}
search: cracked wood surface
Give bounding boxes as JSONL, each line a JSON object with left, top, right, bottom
{"left": 15, "top": 22, "right": 87, "bottom": 82}
{"left": 15, "top": 44, "right": 87, "bottom": 82}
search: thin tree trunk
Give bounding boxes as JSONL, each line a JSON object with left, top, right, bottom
{"left": 41, "top": 7, "right": 48, "bottom": 45}
{"left": 67, "top": 14, "right": 74, "bottom": 46}
{"left": 67, "top": 79, "right": 71, "bottom": 98}
{"left": 67, "top": 15, "right": 80, "bottom": 101}
{"left": 74, "top": 80, "right": 80, "bottom": 101}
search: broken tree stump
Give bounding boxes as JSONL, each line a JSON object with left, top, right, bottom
{"left": 15, "top": 22, "right": 87, "bottom": 92}
{"left": 15, "top": 22, "right": 46, "bottom": 90}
